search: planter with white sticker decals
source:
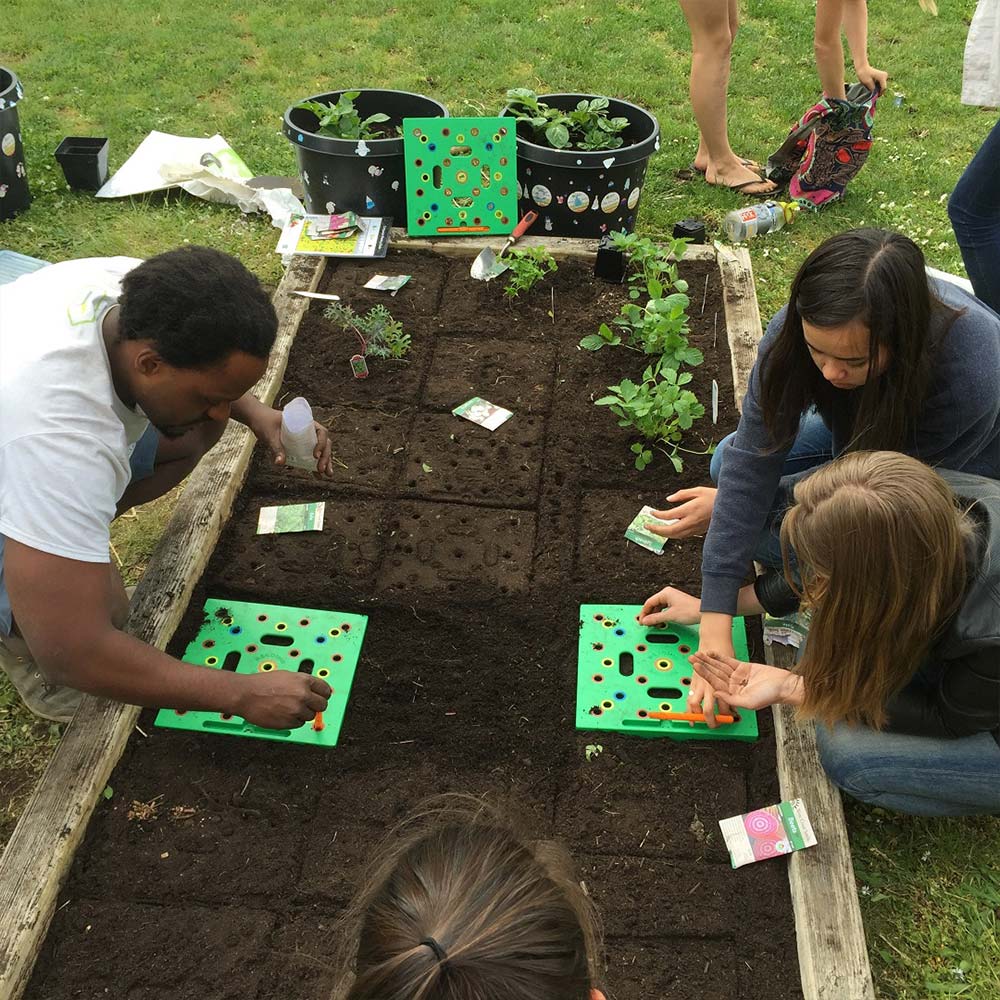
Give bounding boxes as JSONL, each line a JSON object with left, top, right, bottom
{"left": 501, "top": 93, "right": 659, "bottom": 238}
{"left": 282, "top": 88, "right": 448, "bottom": 222}
{"left": 0, "top": 67, "right": 30, "bottom": 222}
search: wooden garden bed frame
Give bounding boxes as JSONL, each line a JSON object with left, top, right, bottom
{"left": 0, "top": 237, "right": 873, "bottom": 1000}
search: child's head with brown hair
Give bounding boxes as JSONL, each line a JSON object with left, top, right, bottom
{"left": 337, "top": 795, "right": 604, "bottom": 1000}
{"left": 780, "top": 451, "right": 976, "bottom": 729}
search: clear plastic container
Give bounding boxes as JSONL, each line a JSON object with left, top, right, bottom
{"left": 280, "top": 397, "right": 318, "bottom": 471}
{"left": 723, "top": 200, "right": 799, "bottom": 242}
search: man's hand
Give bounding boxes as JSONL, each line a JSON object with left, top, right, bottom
{"left": 233, "top": 672, "right": 331, "bottom": 730}
{"left": 691, "top": 650, "right": 802, "bottom": 711}
{"left": 247, "top": 405, "right": 335, "bottom": 478}
{"left": 645, "top": 487, "right": 716, "bottom": 540}
{"left": 639, "top": 586, "right": 701, "bottom": 626}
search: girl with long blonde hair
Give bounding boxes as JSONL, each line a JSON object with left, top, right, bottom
{"left": 646, "top": 452, "right": 1000, "bottom": 816}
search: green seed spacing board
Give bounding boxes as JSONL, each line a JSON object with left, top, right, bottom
{"left": 154, "top": 599, "right": 367, "bottom": 747}
{"left": 403, "top": 116, "right": 518, "bottom": 236}
{"left": 576, "top": 605, "right": 758, "bottom": 742}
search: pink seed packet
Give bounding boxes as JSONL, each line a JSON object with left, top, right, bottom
{"left": 718, "top": 798, "right": 817, "bottom": 868}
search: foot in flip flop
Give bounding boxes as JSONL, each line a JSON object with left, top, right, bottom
{"left": 691, "top": 155, "right": 760, "bottom": 175}
{"left": 704, "top": 161, "right": 777, "bottom": 196}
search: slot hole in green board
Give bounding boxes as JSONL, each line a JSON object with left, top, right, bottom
{"left": 648, "top": 687, "right": 683, "bottom": 699}
{"left": 261, "top": 634, "right": 294, "bottom": 646}
{"left": 298, "top": 658, "right": 315, "bottom": 674}
{"left": 450, "top": 145, "right": 472, "bottom": 156}
{"left": 222, "top": 651, "right": 240, "bottom": 672}
{"left": 618, "top": 651, "right": 634, "bottom": 677}
{"left": 433, "top": 165, "right": 443, "bottom": 189}
{"left": 452, "top": 196, "right": 474, "bottom": 208}
{"left": 646, "top": 633, "right": 679, "bottom": 644}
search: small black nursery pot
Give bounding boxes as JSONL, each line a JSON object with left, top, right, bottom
{"left": 283, "top": 88, "right": 448, "bottom": 221}
{"left": 501, "top": 93, "right": 659, "bottom": 238}
{"left": 54, "top": 137, "right": 109, "bottom": 191}
{"left": 0, "top": 67, "right": 31, "bottom": 221}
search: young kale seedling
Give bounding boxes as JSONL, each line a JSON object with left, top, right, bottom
{"left": 503, "top": 247, "right": 557, "bottom": 299}
{"left": 324, "top": 301, "right": 411, "bottom": 361}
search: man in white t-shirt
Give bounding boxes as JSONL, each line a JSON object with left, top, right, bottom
{"left": 0, "top": 245, "right": 334, "bottom": 726}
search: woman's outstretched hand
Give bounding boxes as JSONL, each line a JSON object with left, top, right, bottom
{"left": 690, "top": 651, "right": 803, "bottom": 711}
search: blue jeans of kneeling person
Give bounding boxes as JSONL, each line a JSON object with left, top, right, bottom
{"left": 710, "top": 408, "right": 833, "bottom": 569}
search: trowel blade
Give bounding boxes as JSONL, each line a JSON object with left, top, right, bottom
{"left": 470, "top": 247, "right": 510, "bottom": 281}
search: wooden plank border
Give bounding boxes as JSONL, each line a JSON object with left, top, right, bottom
{"left": 0, "top": 239, "right": 872, "bottom": 1000}
{"left": 0, "top": 254, "right": 325, "bottom": 999}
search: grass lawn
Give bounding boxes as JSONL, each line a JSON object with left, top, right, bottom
{"left": 1, "top": 1, "right": 997, "bottom": 996}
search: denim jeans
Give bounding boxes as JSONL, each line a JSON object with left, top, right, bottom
{"left": 815, "top": 722, "right": 1000, "bottom": 816}
{"left": 949, "top": 117, "right": 1000, "bottom": 314}
{"left": 710, "top": 409, "right": 833, "bottom": 568}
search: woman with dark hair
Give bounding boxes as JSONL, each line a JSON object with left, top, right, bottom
{"left": 646, "top": 452, "right": 1000, "bottom": 816}
{"left": 643, "top": 229, "right": 1000, "bottom": 717}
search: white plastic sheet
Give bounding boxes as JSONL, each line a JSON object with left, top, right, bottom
{"left": 963, "top": 0, "right": 1000, "bottom": 108}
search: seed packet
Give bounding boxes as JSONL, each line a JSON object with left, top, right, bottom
{"left": 256, "top": 502, "right": 326, "bottom": 535}
{"left": 363, "top": 274, "right": 411, "bottom": 295}
{"left": 452, "top": 397, "right": 513, "bottom": 431}
{"left": 719, "top": 798, "right": 817, "bottom": 868}
{"left": 624, "top": 505, "right": 676, "bottom": 555}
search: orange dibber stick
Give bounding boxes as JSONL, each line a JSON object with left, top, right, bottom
{"left": 647, "top": 710, "right": 735, "bottom": 724}
{"left": 312, "top": 712, "right": 325, "bottom": 732}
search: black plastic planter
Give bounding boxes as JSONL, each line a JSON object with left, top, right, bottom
{"left": 54, "top": 137, "right": 109, "bottom": 191}
{"left": 0, "top": 67, "right": 30, "bottom": 222}
{"left": 283, "top": 89, "right": 448, "bottom": 221}
{"left": 502, "top": 94, "right": 659, "bottom": 238}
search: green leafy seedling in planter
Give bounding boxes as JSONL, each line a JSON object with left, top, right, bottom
{"left": 505, "top": 89, "right": 629, "bottom": 151}
{"left": 503, "top": 247, "right": 557, "bottom": 299}
{"left": 596, "top": 364, "right": 708, "bottom": 472}
{"left": 325, "top": 302, "right": 411, "bottom": 360}
{"left": 295, "top": 92, "right": 401, "bottom": 140}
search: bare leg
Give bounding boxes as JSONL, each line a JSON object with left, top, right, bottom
{"left": 679, "top": 0, "right": 776, "bottom": 194}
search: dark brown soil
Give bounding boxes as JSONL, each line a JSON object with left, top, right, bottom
{"left": 26, "top": 249, "right": 802, "bottom": 1000}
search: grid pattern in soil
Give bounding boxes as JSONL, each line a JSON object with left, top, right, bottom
{"left": 25, "top": 249, "right": 802, "bottom": 1000}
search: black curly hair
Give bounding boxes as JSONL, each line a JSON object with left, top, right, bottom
{"left": 117, "top": 245, "right": 276, "bottom": 368}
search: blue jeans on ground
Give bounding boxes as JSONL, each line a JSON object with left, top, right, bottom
{"left": 815, "top": 723, "right": 1000, "bottom": 816}
{"left": 949, "top": 117, "right": 1000, "bottom": 314}
{"left": 710, "top": 409, "right": 833, "bottom": 568}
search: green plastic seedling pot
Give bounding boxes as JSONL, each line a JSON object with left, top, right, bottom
{"left": 155, "top": 599, "right": 367, "bottom": 747}
{"left": 576, "top": 604, "right": 758, "bottom": 742}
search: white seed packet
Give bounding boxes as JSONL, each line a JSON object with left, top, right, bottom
{"left": 719, "top": 798, "right": 817, "bottom": 868}
{"left": 452, "top": 397, "right": 514, "bottom": 431}
{"left": 624, "top": 505, "right": 677, "bottom": 555}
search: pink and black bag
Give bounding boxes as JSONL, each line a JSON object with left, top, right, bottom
{"left": 766, "top": 83, "right": 880, "bottom": 209}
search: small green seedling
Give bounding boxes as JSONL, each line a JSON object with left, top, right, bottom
{"left": 505, "top": 89, "right": 629, "bottom": 151}
{"left": 295, "top": 92, "right": 399, "bottom": 141}
{"left": 325, "top": 302, "right": 411, "bottom": 361}
{"left": 585, "top": 743, "right": 604, "bottom": 762}
{"left": 503, "top": 247, "right": 557, "bottom": 298}
{"left": 596, "top": 365, "right": 707, "bottom": 472}
{"left": 102, "top": 785, "right": 114, "bottom": 800}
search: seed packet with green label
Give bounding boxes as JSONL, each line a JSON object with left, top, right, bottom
{"left": 719, "top": 798, "right": 817, "bottom": 868}
{"left": 452, "top": 397, "right": 513, "bottom": 431}
{"left": 624, "top": 505, "right": 676, "bottom": 555}
{"left": 256, "top": 502, "right": 326, "bottom": 535}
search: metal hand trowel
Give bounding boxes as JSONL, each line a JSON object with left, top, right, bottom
{"left": 470, "top": 210, "right": 539, "bottom": 281}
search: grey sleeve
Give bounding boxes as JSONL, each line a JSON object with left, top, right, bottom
{"left": 700, "top": 309, "right": 796, "bottom": 615}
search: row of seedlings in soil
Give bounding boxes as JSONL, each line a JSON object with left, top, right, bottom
{"left": 580, "top": 233, "right": 709, "bottom": 471}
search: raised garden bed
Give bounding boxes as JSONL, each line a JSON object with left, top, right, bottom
{"left": 0, "top": 241, "right": 873, "bottom": 1000}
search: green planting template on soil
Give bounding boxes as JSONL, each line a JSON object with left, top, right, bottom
{"left": 155, "top": 599, "right": 367, "bottom": 747}
{"left": 577, "top": 605, "right": 757, "bottom": 741}
{"left": 403, "top": 117, "right": 517, "bottom": 235}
